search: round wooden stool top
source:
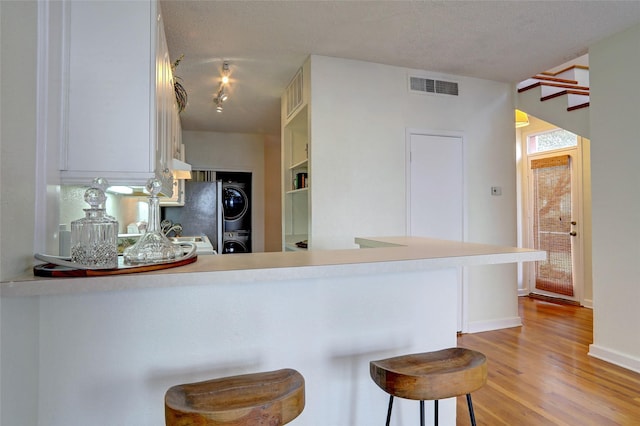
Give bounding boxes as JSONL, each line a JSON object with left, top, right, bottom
{"left": 370, "top": 348, "right": 487, "bottom": 401}
{"left": 165, "top": 368, "right": 305, "bottom": 426}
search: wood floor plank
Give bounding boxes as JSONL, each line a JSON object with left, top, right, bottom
{"left": 456, "top": 297, "right": 640, "bottom": 425}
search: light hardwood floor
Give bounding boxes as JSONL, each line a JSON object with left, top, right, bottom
{"left": 455, "top": 297, "right": 640, "bottom": 425}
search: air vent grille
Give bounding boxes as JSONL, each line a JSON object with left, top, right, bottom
{"left": 286, "top": 68, "right": 304, "bottom": 117}
{"left": 409, "top": 76, "right": 459, "bottom": 96}
{"left": 410, "top": 77, "right": 435, "bottom": 93}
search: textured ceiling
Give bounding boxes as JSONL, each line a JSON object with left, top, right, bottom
{"left": 160, "top": 0, "right": 640, "bottom": 135}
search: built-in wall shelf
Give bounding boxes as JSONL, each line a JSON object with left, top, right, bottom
{"left": 289, "top": 159, "right": 308, "bottom": 170}
{"left": 284, "top": 234, "right": 308, "bottom": 251}
{"left": 286, "top": 188, "right": 309, "bottom": 195}
{"left": 282, "top": 59, "right": 311, "bottom": 251}
{"left": 284, "top": 243, "right": 307, "bottom": 252}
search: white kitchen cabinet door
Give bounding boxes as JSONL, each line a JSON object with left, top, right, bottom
{"left": 60, "top": 0, "right": 175, "bottom": 194}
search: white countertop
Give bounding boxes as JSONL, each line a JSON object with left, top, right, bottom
{"left": 0, "top": 236, "right": 546, "bottom": 297}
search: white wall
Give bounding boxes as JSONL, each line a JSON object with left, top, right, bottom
{"left": 0, "top": 3, "right": 41, "bottom": 424}
{"left": 310, "top": 55, "right": 517, "bottom": 247}
{"left": 308, "top": 55, "right": 519, "bottom": 330}
{"left": 589, "top": 22, "right": 640, "bottom": 372}
{"left": 0, "top": 1, "right": 38, "bottom": 281}
{"left": 183, "top": 130, "right": 280, "bottom": 253}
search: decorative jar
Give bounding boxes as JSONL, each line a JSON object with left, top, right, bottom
{"left": 70, "top": 179, "right": 118, "bottom": 269}
{"left": 123, "top": 178, "right": 182, "bottom": 264}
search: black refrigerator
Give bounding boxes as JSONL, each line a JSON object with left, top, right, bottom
{"left": 163, "top": 181, "right": 223, "bottom": 253}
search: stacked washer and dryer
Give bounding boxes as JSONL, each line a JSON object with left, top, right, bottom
{"left": 221, "top": 176, "right": 251, "bottom": 254}
{"left": 162, "top": 171, "right": 252, "bottom": 254}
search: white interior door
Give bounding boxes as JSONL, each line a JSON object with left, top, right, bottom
{"left": 408, "top": 134, "right": 463, "bottom": 240}
{"left": 407, "top": 132, "right": 464, "bottom": 330}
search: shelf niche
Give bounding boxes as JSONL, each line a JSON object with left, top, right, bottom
{"left": 282, "top": 64, "right": 310, "bottom": 251}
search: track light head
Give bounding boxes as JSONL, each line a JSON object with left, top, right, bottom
{"left": 213, "top": 61, "right": 232, "bottom": 113}
{"left": 221, "top": 61, "right": 230, "bottom": 84}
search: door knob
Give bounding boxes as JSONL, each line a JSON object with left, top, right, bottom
{"left": 571, "top": 221, "right": 577, "bottom": 225}
{"left": 569, "top": 231, "right": 577, "bottom": 236}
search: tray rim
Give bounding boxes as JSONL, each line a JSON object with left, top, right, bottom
{"left": 33, "top": 255, "right": 198, "bottom": 277}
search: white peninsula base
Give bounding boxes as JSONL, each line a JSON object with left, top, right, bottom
{"left": 1, "top": 237, "right": 544, "bottom": 425}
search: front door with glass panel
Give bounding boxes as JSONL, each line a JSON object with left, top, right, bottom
{"left": 526, "top": 129, "right": 581, "bottom": 301}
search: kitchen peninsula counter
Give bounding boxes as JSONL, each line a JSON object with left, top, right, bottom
{"left": 1, "top": 236, "right": 544, "bottom": 297}
{"left": 1, "top": 237, "right": 544, "bottom": 426}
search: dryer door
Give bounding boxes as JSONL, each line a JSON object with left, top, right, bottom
{"left": 222, "top": 186, "right": 248, "bottom": 221}
{"left": 223, "top": 240, "right": 248, "bottom": 254}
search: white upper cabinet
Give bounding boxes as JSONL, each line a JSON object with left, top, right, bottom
{"left": 60, "top": 0, "right": 179, "bottom": 195}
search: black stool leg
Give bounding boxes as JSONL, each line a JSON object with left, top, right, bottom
{"left": 385, "top": 395, "right": 394, "bottom": 426}
{"left": 420, "top": 400, "right": 425, "bottom": 426}
{"left": 466, "top": 394, "right": 477, "bottom": 426}
{"left": 434, "top": 399, "right": 438, "bottom": 426}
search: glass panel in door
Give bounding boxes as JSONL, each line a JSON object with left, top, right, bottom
{"left": 530, "top": 154, "right": 575, "bottom": 296}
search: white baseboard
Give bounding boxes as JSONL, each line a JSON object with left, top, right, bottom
{"left": 466, "top": 316, "right": 522, "bottom": 334}
{"left": 589, "top": 344, "right": 640, "bottom": 374}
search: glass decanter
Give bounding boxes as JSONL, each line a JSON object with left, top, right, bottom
{"left": 123, "top": 178, "right": 182, "bottom": 265}
{"left": 70, "top": 179, "right": 119, "bottom": 269}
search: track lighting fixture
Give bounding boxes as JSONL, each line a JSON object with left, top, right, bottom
{"left": 213, "top": 61, "right": 231, "bottom": 113}
{"left": 222, "top": 62, "right": 230, "bottom": 84}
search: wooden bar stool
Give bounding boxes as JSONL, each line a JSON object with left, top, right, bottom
{"left": 370, "top": 348, "right": 487, "bottom": 426}
{"left": 165, "top": 368, "right": 305, "bottom": 426}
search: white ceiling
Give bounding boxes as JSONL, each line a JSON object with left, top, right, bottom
{"left": 160, "top": 0, "right": 640, "bottom": 135}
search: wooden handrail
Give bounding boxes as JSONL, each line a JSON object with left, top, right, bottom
{"left": 518, "top": 81, "right": 589, "bottom": 93}
{"left": 540, "top": 64, "right": 589, "bottom": 77}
